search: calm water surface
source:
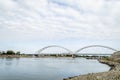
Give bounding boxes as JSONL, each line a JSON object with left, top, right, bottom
{"left": 0, "top": 58, "right": 110, "bottom": 80}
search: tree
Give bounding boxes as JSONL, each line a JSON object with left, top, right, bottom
{"left": 6, "top": 50, "right": 15, "bottom": 55}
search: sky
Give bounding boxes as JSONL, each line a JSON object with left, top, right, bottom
{"left": 0, "top": 0, "right": 120, "bottom": 54}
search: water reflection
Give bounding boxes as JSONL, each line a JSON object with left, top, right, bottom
{"left": 0, "top": 58, "right": 110, "bottom": 80}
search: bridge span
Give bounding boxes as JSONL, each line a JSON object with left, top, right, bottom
{"left": 35, "top": 45, "right": 118, "bottom": 58}
{"left": 75, "top": 45, "right": 117, "bottom": 54}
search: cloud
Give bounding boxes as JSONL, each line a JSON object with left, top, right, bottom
{"left": 0, "top": 0, "right": 120, "bottom": 42}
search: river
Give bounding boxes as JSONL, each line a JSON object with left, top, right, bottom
{"left": 0, "top": 58, "right": 110, "bottom": 80}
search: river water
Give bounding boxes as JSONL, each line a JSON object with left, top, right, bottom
{"left": 0, "top": 58, "right": 110, "bottom": 80}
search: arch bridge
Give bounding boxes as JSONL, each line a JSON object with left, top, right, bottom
{"left": 36, "top": 45, "right": 118, "bottom": 58}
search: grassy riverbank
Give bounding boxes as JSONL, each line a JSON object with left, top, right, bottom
{"left": 64, "top": 51, "right": 120, "bottom": 80}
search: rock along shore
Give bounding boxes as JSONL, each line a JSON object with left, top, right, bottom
{"left": 64, "top": 51, "right": 120, "bottom": 80}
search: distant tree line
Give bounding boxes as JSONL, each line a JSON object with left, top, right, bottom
{"left": 0, "top": 50, "right": 21, "bottom": 55}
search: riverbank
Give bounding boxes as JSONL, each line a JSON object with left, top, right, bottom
{"left": 64, "top": 51, "right": 120, "bottom": 80}
{"left": 0, "top": 55, "right": 75, "bottom": 58}
{"left": 0, "top": 55, "right": 32, "bottom": 58}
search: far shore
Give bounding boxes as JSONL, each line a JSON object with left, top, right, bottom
{"left": 0, "top": 54, "right": 78, "bottom": 58}
{"left": 0, "top": 54, "right": 108, "bottom": 59}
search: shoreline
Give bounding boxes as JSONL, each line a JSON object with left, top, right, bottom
{"left": 0, "top": 55, "right": 77, "bottom": 58}
{"left": 63, "top": 52, "right": 120, "bottom": 80}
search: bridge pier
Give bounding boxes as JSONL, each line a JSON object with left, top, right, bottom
{"left": 72, "top": 54, "right": 76, "bottom": 58}
{"left": 61, "top": 54, "right": 66, "bottom": 57}
{"left": 64, "top": 54, "right": 67, "bottom": 57}
{"left": 56, "top": 54, "right": 59, "bottom": 57}
{"left": 39, "top": 54, "right": 45, "bottom": 57}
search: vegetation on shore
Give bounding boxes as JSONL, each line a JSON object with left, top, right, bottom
{"left": 0, "top": 50, "right": 21, "bottom": 55}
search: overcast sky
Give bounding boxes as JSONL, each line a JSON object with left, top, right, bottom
{"left": 0, "top": 0, "right": 120, "bottom": 53}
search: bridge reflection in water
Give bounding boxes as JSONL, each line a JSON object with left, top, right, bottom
{"left": 34, "top": 45, "right": 118, "bottom": 59}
